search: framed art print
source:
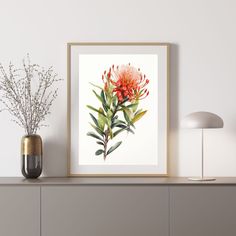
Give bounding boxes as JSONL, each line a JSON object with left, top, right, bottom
{"left": 67, "top": 42, "right": 169, "bottom": 176}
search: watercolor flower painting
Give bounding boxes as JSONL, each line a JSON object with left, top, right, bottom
{"left": 87, "top": 63, "right": 149, "bottom": 160}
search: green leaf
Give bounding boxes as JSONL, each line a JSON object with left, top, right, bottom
{"left": 126, "top": 127, "right": 135, "bottom": 134}
{"left": 125, "top": 107, "right": 132, "bottom": 117}
{"left": 134, "top": 109, "right": 143, "bottom": 116}
{"left": 126, "top": 104, "right": 137, "bottom": 109}
{"left": 112, "top": 115, "right": 118, "bottom": 121}
{"left": 112, "top": 96, "right": 118, "bottom": 108}
{"left": 117, "top": 119, "right": 126, "bottom": 124}
{"left": 130, "top": 102, "right": 139, "bottom": 112}
{"left": 108, "top": 126, "right": 113, "bottom": 139}
{"left": 96, "top": 141, "right": 104, "bottom": 146}
{"left": 107, "top": 109, "right": 113, "bottom": 118}
{"left": 89, "top": 123, "right": 105, "bottom": 136}
{"left": 107, "top": 118, "right": 112, "bottom": 127}
{"left": 132, "top": 110, "right": 147, "bottom": 123}
{"left": 113, "top": 126, "right": 134, "bottom": 137}
{"left": 98, "top": 108, "right": 106, "bottom": 131}
{"left": 107, "top": 141, "right": 122, "bottom": 155}
{"left": 100, "top": 90, "right": 110, "bottom": 111}
{"left": 87, "top": 132, "right": 104, "bottom": 141}
{"left": 116, "top": 124, "right": 127, "bottom": 129}
{"left": 102, "top": 103, "right": 109, "bottom": 112}
{"left": 104, "top": 112, "right": 113, "bottom": 139}
{"left": 113, "top": 128, "right": 125, "bottom": 137}
{"left": 92, "top": 90, "right": 103, "bottom": 103}
{"left": 87, "top": 105, "right": 106, "bottom": 117}
{"left": 123, "top": 109, "right": 132, "bottom": 124}
{"left": 111, "top": 120, "right": 126, "bottom": 128}
{"left": 89, "top": 113, "right": 99, "bottom": 127}
{"left": 130, "top": 122, "right": 136, "bottom": 129}
{"left": 106, "top": 93, "right": 112, "bottom": 107}
{"left": 89, "top": 82, "right": 103, "bottom": 90}
{"left": 95, "top": 149, "right": 104, "bottom": 155}
{"left": 101, "top": 90, "right": 106, "bottom": 105}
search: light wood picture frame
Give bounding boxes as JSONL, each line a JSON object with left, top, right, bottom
{"left": 67, "top": 42, "right": 169, "bottom": 176}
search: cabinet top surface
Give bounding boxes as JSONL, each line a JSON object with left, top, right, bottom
{"left": 0, "top": 177, "right": 236, "bottom": 185}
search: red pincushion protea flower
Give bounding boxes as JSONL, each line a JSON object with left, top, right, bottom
{"left": 103, "top": 64, "right": 149, "bottom": 102}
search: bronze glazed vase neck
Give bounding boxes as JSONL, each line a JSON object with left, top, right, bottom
{"left": 21, "top": 134, "right": 42, "bottom": 156}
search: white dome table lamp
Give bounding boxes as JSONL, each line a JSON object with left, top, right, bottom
{"left": 181, "top": 111, "right": 224, "bottom": 181}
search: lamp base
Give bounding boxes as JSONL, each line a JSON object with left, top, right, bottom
{"left": 188, "top": 177, "right": 216, "bottom": 181}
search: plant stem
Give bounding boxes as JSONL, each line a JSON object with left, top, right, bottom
{"left": 103, "top": 130, "right": 109, "bottom": 160}
{"left": 103, "top": 98, "right": 126, "bottom": 159}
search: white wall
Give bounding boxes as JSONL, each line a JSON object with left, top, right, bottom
{"left": 0, "top": 0, "right": 235, "bottom": 177}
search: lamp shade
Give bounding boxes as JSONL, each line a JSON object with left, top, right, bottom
{"left": 181, "top": 111, "right": 224, "bottom": 129}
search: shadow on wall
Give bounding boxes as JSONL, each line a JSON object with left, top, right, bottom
{"left": 169, "top": 43, "right": 180, "bottom": 176}
{"left": 43, "top": 135, "right": 67, "bottom": 177}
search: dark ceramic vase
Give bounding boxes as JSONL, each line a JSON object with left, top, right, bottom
{"left": 21, "top": 134, "right": 42, "bottom": 179}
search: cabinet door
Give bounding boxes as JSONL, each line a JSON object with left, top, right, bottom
{"left": 42, "top": 186, "right": 168, "bottom": 236}
{"left": 170, "top": 186, "right": 236, "bottom": 236}
{"left": 0, "top": 186, "right": 40, "bottom": 236}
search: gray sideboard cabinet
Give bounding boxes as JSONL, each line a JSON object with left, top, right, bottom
{"left": 1, "top": 177, "right": 236, "bottom": 236}
{"left": 41, "top": 186, "right": 169, "bottom": 236}
{"left": 0, "top": 186, "right": 40, "bottom": 236}
{"left": 170, "top": 186, "right": 236, "bottom": 236}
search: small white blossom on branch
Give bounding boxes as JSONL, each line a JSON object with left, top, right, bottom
{"left": 0, "top": 55, "right": 61, "bottom": 135}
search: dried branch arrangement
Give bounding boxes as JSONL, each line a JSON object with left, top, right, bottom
{"left": 0, "top": 56, "right": 61, "bottom": 135}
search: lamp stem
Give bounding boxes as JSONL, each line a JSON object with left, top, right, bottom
{"left": 188, "top": 126, "right": 215, "bottom": 181}
{"left": 201, "top": 129, "right": 204, "bottom": 179}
